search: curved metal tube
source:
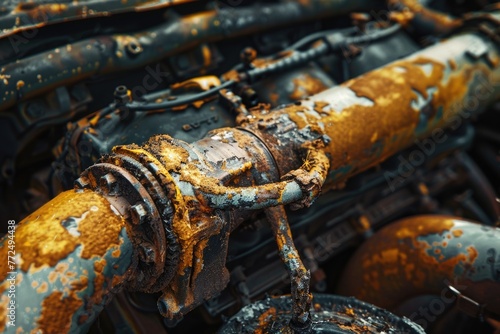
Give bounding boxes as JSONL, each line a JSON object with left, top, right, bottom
{"left": 0, "top": 190, "right": 136, "bottom": 333}
{"left": 388, "top": 0, "right": 463, "bottom": 35}
{"left": 337, "top": 215, "right": 500, "bottom": 320}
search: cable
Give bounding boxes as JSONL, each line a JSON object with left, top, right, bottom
{"left": 126, "top": 80, "right": 236, "bottom": 112}
{"left": 123, "top": 23, "right": 401, "bottom": 112}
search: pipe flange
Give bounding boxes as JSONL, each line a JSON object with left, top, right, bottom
{"left": 75, "top": 160, "right": 170, "bottom": 292}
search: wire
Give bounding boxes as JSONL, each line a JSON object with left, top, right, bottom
{"left": 126, "top": 79, "right": 236, "bottom": 112}
{"left": 286, "top": 26, "right": 358, "bottom": 51}
{"left": 123, "top": 23, "right": 401, "bottom": 112}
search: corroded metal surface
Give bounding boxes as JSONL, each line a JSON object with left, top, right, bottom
{"left": 0, "top": 0, "right": 194, "bottom": 39}
{"left": 0, "top": 190, "right": 135, "bottom": 333}
{"left": 245, "top": 32, "right": 500, "bottom": 189}
{"left": 0, "top": 0, "right": 374, "bottom": 111}
{"left": 388, "top": 0, "right": 462, "bottom": 34}
{"left": 0, "top": 21, "right": 499, "bottom": 331}
{"left": 337, "top": 215, "right": 500, "bottom": 319}
{"left": 219, "top": 294, "right": 425, "bottom": 334}
{"left": 265, "top": 205, "right": 311, "bottom": 328}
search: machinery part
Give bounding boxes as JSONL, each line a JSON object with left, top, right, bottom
{"left": 1, "top": 9, "right": 500, "bottom": 333}
{"left": 0, "top": 0, "right": 195, "bottom": 42}
{"left": 0, "top": 190, "right": 136, "bottom": 333}
{"left": 0, "top": 0, "right": 374, "bottom": 112}
{"left": 337, "top": 215, "right": 500, "bottom": 322}
{"left": 218, "top": 294, "right": 425, "bottom": 333}
{"left": 388, "top": 0, "right": 463, "bottom": 35}
{"left": 265, "top": 205, "right": 312, "bottom": 330}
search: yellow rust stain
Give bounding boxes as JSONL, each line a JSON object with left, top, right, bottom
{"left": 343, "top": 216, "right": 482, "bottom": 307}
{"left": 289, "top": 74, "right": 329, "bottom": 101}
{"left": 37, "top": 291, "right": 82, "bottom": 333}
{"left": 191, "top": 239, "right": 209, "bottom": 283}
{"left": 171, "top": 75, "right": 221, "bottom": 93}
{"left": 112, "top": 142, "right": 212, "bottom": 310}
{"left": 344, "top": 307, "right": 355, "bottom": 317}
{"left": 452, "top": 229, "right": 463, "bottom": 238}
{"left": 36, "top": 282, "right": 48, "bottom": 294}
{"left": 92, "top": 259, "right": 106, "bottom": 306}
{"left": 16, "top": 80, "right": 24, "bottom": 90}
{"left": 0, "top": 190, "right": 125, "bottom": 278}
{"left": 388, "top": 0, "right": 461, "bottom": 33}
{"left": 261, "top": 54, "right": 480, "bottom": 187}
{"left": 466, "top": 246, "right": 478, "bottom": 263}
{"left": 138, "top": 136, "right": 190, "bottom": 172}
{"left": 112, "top": 249, "right": 121, "bottom": 258}
{"left": 313, "top": 101, "right": 330, "bottom": 114}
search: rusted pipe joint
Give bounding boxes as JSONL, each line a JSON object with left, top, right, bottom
{"left": 282, "top": 145, "right": 330, "bottom": 210}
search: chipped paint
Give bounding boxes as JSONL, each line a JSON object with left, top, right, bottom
{"left": 0, "top": 190, "right": 135, "bottom": 333}
{"left": 338, "top": 215, "right": 500, "bottom": 317}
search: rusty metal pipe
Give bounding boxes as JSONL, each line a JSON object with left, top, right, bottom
{"left": 265, "top": 205, "right": 312, "bottom": 328}
{"left": 388, "top": 0, "right": 463, "bottom": 35}
{"left": 0, "top": 0, "right": 196, "bottom": 41}
{"left": 242, "top": 26, "right": 500, "bottom": 190}
{"left": 0, "top": 190, "right": 136, "bottom": 333}
{"left": 0, "top": 0, "right": 375, "bottom": 111}
{"left": 1, "top": 20, "right": 500, "bottom": 329}
{"left": 337, "top": 215, "right": 500, "bottom": 321}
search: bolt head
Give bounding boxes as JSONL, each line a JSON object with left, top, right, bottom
{"left": 139, "top": 244, "right": 155, "bottom": 263}
{"left": 130, "top": 203, "right": 147, "bottom": 225}
{"left": 74, "top": 177, "right": 90, "bottom": 189}
{"left": 100, "top": 173, "right": 118, "bottom": 194}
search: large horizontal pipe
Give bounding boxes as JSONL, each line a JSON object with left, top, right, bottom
{"left": 1, "top": 20, "right": 499, "bottom": 331}
{"left": 0, "top": 190, "right": 136, "bottom": 333}
{"left": 0, "top": 0, "right": 195, "bottom": 39}
{"left": 337, "top": 215, "right": 500, "bottom": 321}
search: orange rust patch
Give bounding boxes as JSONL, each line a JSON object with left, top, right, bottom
{"left": 112, "top": 249, "right": 121, "bottom": 258}
{"left": 11, "top": 190, "right": 125, "bottom": 273}
{"left": 344, "top": 307, "right": 355, "bottom": 316}
{"left": 255, "top": 307, "right": 277, "bottom": 334}
{"left": 37, "top": 282, "right": 48, "bottom": 294}
{"left": 289, "top": 74, "right": 329, "bottom": 101}
{"left": 71, "top": 276, "right": 88, "bottom": 292}
{"left": 37, "top": 291, "right": 82, "bottom": 333}
{"left": 388, "top": 0, "right": 461, "bottom": 34}
{"left": 191, "top": 239, "right": 209, "bottom": 283}
{"left": 339, "top": 216, "right": 481, "bottom": 309}
{"left": 263, "top": 52, "right": 483, "bottom": 187}
{"left": 314, "top": 101, "right": 330, "bottom": 114}
{"left": 139, "top": 135, "right": 190, "bottom": 172}
{"left": 452, "top": 229, "right": 463, "bottom": 238}
{"left": 16, "top": 80, "right": 24, "bottom": 90}
{"left": 466, "top": 246, "right": 478, "bottom": 263}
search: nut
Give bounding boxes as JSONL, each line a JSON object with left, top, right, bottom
{"left": 100, "top": 173, "right": 118, "bottom": 194}
{"left": 130, "top": 203, "right": 148, "bottom": 225}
